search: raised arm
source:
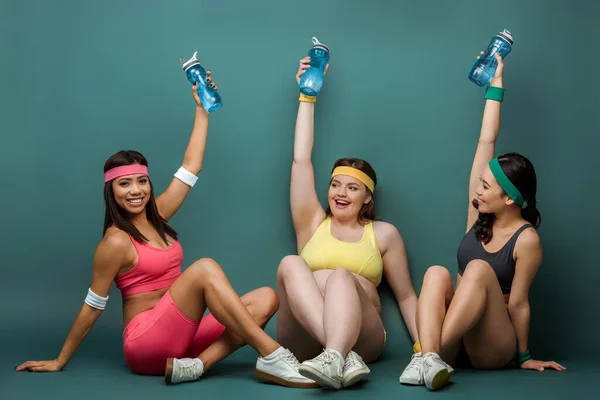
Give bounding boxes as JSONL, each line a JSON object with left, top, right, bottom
{"left": 466, "top": 53, "right": 505, "bottom": 231}
{"left": 156, "top": 75, "right": 218, "bottom": 222}
{"left": 290, "top": 57, "right": 328, "bottom": 251}
{"left": 377, "top": 222, "right": 418, "bottom": 342}
{"left": 15, "top": 230, "right": 128, "bottom": 372}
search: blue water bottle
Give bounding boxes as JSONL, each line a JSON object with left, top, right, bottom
{"left": 468, "top": 29, "right": 514, "bottom": 87}
{"left": 299, "top": 37, "right": 330, "bottom": 96}
{"left": 180, "top": 51, "right": 222, "bottom": 112}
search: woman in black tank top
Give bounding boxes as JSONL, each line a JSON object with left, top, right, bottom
{"left": 398, "top": 51, "right": 565, "bottom": 391}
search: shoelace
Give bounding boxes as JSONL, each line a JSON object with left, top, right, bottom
{"left": 177, "top": 359, "right": 201, "bottom": 380}
{"left": 281, "top": 349, "right": 302, "bottom": 370}
{"left": 422, "top": 353, "right": 435, "bottom": 367}
{"left": 344, "top": 351, "right": 361, "bottom": 369}
{"left": 313, "top": 350, "right": 338, "bottom": 368}
{"left": 405, "top": 354, "right": 422, "bottom": 373}
{"left": 422, "top": 353, "right": 448, "bottom": 373}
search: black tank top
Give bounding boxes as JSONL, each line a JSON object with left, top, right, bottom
{"left": 457, "top": 223, "right": 533, "bottom": 294}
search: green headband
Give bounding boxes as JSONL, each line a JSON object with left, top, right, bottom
{"left": 488, "top": 158, "right": 527, "bottom": 207}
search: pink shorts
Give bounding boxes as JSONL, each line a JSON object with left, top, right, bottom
{"left": 122, "top": 290, "right": 226, "bottom": 375}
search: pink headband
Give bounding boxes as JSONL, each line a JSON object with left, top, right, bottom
{"left": 104, "top": 165, "right": 149, "bottom": 183}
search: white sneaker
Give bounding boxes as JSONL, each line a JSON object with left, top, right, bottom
{"left": 165, "top": 357, "right": 204, "bottom": 385}
{"left": 298, "top": 349, "right": 344, "bottom": 389}
{"left": 255, "top": 347, "right": 320, "bottom": 388}
{"left": 399, "top": 352, "right": 423, "bottom": 385}
{"left": 422, "top": 352, "right": 452, "bottom": 390}
{"left": 341, "top": 350, "right": 370, "bottom": 387}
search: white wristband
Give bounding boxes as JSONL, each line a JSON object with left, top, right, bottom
{"left": 174, "top": 166, "right": 198, "bottom": 187}
{"left": 85, "top": 288, "right": 108, "bottom": 310}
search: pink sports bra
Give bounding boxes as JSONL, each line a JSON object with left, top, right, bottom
{"left": 114, "top": 236, "right": 183, "bottom": 297}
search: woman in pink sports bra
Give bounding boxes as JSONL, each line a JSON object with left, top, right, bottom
{"left": 15, "top": 74, "right": 318, "bottom": 388}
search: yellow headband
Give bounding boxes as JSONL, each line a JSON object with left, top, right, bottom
{"left": 331, "top": 166, "right": 375, "bottom": 193}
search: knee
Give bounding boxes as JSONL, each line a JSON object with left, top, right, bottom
{"left": 255, "top": 286, "right": 280, "bottom": 318}
{"left": 424, "top": 265, "right": 452, "bottom": 285}
{"left": 276, "top": 255, "right": 305, "bottom": 282}
{"left": 187, "top": 257, "right": 224, "bottom": 284}
{"left": 326, "top": 267, "right": 354, "bottom": 286}
{"left": 462, "top": 260, "right": 494, "bottom": 283}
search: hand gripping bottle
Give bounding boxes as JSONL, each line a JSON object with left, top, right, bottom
{"left": 468, "top": 29, "right": 514, "bottom": 87}
{"left": 299, "top": 37, "right": 330, "bottom": 96}
{"left": 180, "top": 51, "right": 222, "bottom": 112}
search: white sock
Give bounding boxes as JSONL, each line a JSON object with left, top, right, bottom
{"left": 262, "top": 346, "right": 284, "bottom": 360}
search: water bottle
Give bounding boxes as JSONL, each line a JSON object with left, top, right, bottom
{"left": 299, "top": 37, "right": 330, "bottom": 96}
{"left": 468, "top": 29, "right": 514, "bottom": 87}
{"left": 180, "top": 51, "right": 222, "bottom": 112}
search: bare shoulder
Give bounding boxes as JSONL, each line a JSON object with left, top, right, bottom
{"left": 95, "top": 227, "right": 135, "bottom": 269}
{"left": 515, "top": 226, "right": 542, "bottom": 252}
{"left": 100, "top": 227, "right": 133, "bottom": 251}
{"left": 372, "top": 220, "right": 403, "bottom": 253}
{"left": 514, "top": 225, "right": 542, "bottom": 268}
{"left": 373, "top": 220, "right": 401, "bottom": 237}
{"left": 86, "top": 227, "right": 135, "bottom": 286}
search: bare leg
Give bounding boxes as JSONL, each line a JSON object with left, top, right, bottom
{"left": 198, "top": 287, "right": 279, "bottom": 371}
{"left": 441, "top": 260, "right": 517, "bottom": 369}
{"left": 165, "top": 259, "right": 317, "bottom": 388}
{"left": 168, "top": 258, "right": 279, "bottom": 357}
{"left": 275, "top": 256, "right": 327, "bottom": 347}
{"left": 400, "top": 266, "right": 459, "bottom": 390}
{"left": 323, "top": 268, "right": 385, "bottom": 362}
{"left": 417, "top": 266, "right": 460, "bottom": 363}
{"left": 297, "top": 269, "right": 383, "bottom": 389}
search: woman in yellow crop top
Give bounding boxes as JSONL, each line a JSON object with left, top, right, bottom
{"left": 274, "top": 55, "right": 420, "bottom": 390}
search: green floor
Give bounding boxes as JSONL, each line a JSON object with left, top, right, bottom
{"left": 4, "top": 341, "right": 590, "bottom": 399}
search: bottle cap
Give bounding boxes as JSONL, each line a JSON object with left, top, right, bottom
{"left": 311, "top": 37, "right": 330, "bottom": 52}
{"left": 180, "top": 51, "right": 201, "bottom": 72}
{"left": 497, "top": 29, "right": 514, "bottom": 45}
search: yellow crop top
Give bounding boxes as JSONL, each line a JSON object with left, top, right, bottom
{"left": 299, "top": 217, "right": 384, "bottom": 287}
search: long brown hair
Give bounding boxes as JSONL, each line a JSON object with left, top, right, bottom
{"left": 103, "top": 150, "right": 178, "bottom": 245}
{"left": 325, "top": 158, "right": 377, "bottom": 225}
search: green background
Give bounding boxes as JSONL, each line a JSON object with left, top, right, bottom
{"left": 2, "top": 0, "right": 597, "bottom": 398}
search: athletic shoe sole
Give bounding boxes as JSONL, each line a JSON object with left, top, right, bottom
{"left": 342, "top": 367, "right": 370, "bottom": 387}
{"left": 298, "top": 365, "right": 341, "bottom": 389}
{"left": 255, "top": 368, "right": 320, "bottom": 388}
{"left": 426, "top": 368, "right": 450, "bottom": 391}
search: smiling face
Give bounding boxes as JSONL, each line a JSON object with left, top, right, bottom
{"left": 327, "top": 174, "right": 372, "bottom": 220}
{"left": 111, "top": 173, "right": 151, "bottom": 216}
{"left": 473, "top": 165, "right": 514, "bottom": 214}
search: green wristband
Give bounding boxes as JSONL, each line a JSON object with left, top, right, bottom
{"left": 517, "top": 349, "right": 532, "bottom": 365}
{"left": 485, "top": 86, "right": 505, "bottom": 102}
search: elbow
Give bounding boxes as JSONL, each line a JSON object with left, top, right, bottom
{"left": 398, "top": 291, "right": 418, "bottom": 306}
{"left": 292, "top": 158, "right": 311, "bottom": 166}
{"left": 478, "top": 137, "right": 497, "bottom": 146}
{"left": 508, "top": 300, "right": 530, "bottom": 317}
{"left": 83, "top": 303, "right": 104, "bottom": 316}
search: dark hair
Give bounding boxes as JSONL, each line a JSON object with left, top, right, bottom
{"left": 103, "top": 150, "right": 178, "bottom": 245}
{"left": 325, "top": 158, "right": 377, "bottom": 225}
{"left": 472, "top": 153, "right": 541, "bottom": 244}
